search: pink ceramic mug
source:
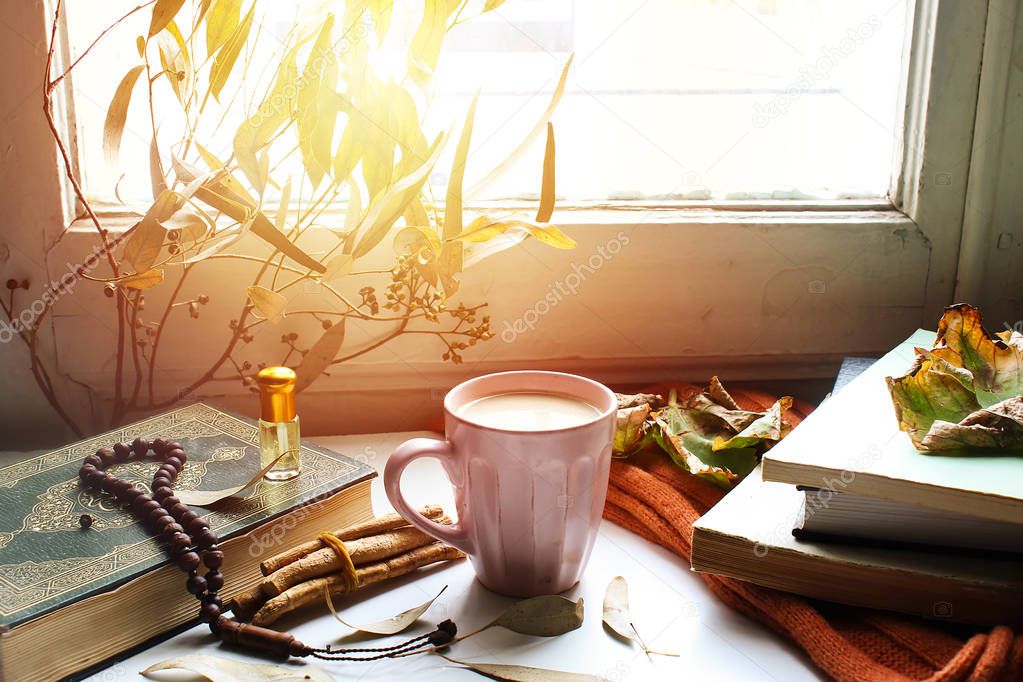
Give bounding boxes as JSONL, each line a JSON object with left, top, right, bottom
{"left": 384, "top": 371, "right": 617, "bottom": 597}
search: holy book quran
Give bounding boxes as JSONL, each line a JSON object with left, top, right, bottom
{"left": 0, "top": 403, "right": 375, "bottom": 681}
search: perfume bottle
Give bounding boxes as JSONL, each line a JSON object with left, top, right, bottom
{"left": 256, "top": 366, "right": 301, "bottom": 481}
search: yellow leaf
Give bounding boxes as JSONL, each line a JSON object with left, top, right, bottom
{"left": 123, "top": 218, "right": 166, "bottom": 273}
{"left": 351, "top": 132, "right": 448, "bottom": 258}
{"left": 468, "top": 55, "right": 573, "bottom": 197}
{"left": 525, "top": 221, "right": 575, "bottom": 249}
{"left": 173, "top": 157, "right": 326, "bottom": 273}
{"left": 295, "top": 319, "right": 346, "bottom": 392}
{"left": 389, "top": 84, "right": 422, "bottom": 172}
{"left": 121, "top": 269, "right": 165, "bottom": 290}
{"left": 275, "top": 178, "right": 292, "bottom": 231}
{"left": 483, "top": 0, "right": 509, "bottom": 11}
{"left": 205, "top": 0, "right": 241, "bottom": 56}
{"left": 155, "top": 20, "right": 190, "bottom": 104}
{"left": 103, "top": 65, "right": 145, "bottom": 167}
{"left": 368, "top": 0, "right": 393, "bottom": 42}
{"left": 332, "top": 121, "right": 364, "bottom": 190}
{"left": 296, "top": 16, "right": 339, "bottom": 187}
{"left": 235, "top": 40, "right": 303, "bottom": 189}
{"left": 443, "top": 93, "right": 478, "bottom": 240}
{"left": 403, "top": 196, "right": 431, "bottom": 229}
{"left": 461, "top": 224, "right": 530, "bottom": 268}
{"left": 148, "top": 0, "right": 186, "bottom": 37}
{"left": 194, "top": 142, "right": 225, "bottom": 171}
{"left": 210, "top": 3, "right": 254, "bottom": 101}
{"left": 394, "top": 226, "right": 442, "bottom": 287}
{"left": 536, "top": 122, "right": 556, "bottom": 223}
{"left": 437, "top": 241, "right": 462, "bottom": 298}
{"left": 150, "top": 134, "right": 167, "bottom": 201}
{"left": 356, "top": 77, "right": 398, "bottom": 201}
{"left": 161, "top": 208, "right": 209, "bottom": 237}
{"left": 394, "top": 225, "right": 441, "bottom": 258}
{"left": 344, "top": 179, "right": 363, "bottom": 232}
{"left": 408, "top": 0, "right": 460, "bottom": 85}
{"left": 183, "top": 219, "right": 251, "bottom": 263}
{"left": 196, "top": 0, "right": 214, "bottom": 25}
{"left": 323, "top": 254, "right": 354, "bottom": 283}
{"left": 123, "top": 191, "right": 179, "bottom": 271}
{"left": 246, "top": 285, "right": 288, "bottom": 323}
{"left": 454, "top": 217, "right": 575, "bottom": 249}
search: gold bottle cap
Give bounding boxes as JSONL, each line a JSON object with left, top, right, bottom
{"left": 256, "top": 366, "right": 297, "bottom": 422}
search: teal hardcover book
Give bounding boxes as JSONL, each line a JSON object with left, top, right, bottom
{"left": 0, "top": 403, "right": 375, "bottom": 681}
{"left": 762, "top": 330, "right": 1023, "bottom": 525}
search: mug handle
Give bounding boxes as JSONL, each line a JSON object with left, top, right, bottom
{"left": 384, "top": 437, "right": 474, "bottom": 556}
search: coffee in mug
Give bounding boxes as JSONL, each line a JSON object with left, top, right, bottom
{"left": 384, "top": 371, "right": 616, "bottom": 597}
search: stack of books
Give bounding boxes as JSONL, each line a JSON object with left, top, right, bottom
{"left": 691, "top": 330, "right": 1023, "bottom": 626}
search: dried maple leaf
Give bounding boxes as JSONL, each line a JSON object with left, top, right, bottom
{"left": 614, "top": 378, "right": 792, "bottom": 488}
{"left": 887, "top": 304, "right": 1023, "bottom": 451}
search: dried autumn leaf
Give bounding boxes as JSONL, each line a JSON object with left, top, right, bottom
{"left": 713, "top": 396, "right": 792, "bottom": 451}
{"left": 438, "top": 655, "right": 603, "bottom": 682}
{"left": 247, "top": 285, "right": 287, "bottom": 323}
{"left": 614, "top": 403, "right": 651, "bottom": 457}
{"left": 486, "top": 595, "right": 584, "bottom": 637}
{"left": 295, "top": 318, "right": 345, "bottom": 392}
{"left": 536, "top": 122, "right": 556, "bottom": 223}
{"left": 121, "top": 269, "right": 164, "bottom": 290}
{"left": 103, "top": 65, "right": 145, "bottom": 167}
{"left": 325, "top": 585, "right": 446, "bottom": 635}
{"left": 626, "top": 379, "right": 792, "bottom": 489}
{"left": 142, "top": 653, "right": 333, "bottom": 682}
{"left": 176, "top": 447, "right": 293, "bottom": 506}
{"left": 602, "top": 576, "right": 637, "bottom": 641}
{"left": 930, "top": 303, "right": 1023, "bottom": 404}
{"left": 887, "top": 304, "right": 1023, "bottom": 451}
{"left": 148, "top": 0, "right": 186, "bottom": 37}
{"left": 602, "top": 576, "right": 677, "bottom": 656}
{"left": 919, "top": 397, "right": 1023, "bottom": 451}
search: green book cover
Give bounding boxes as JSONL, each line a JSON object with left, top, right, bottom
{"left": 0, "top": 403, "right": 374, "bottom": 630}
{"left": 762, "top": 330, "right": 1023, "bottom": 524}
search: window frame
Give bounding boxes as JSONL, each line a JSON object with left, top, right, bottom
{"left": 36, "top": 0, "right": 990, "bottom": 423}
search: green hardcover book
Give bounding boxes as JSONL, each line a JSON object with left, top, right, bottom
{"left": 0, "top": 403, "right": 375, "bottom": 681}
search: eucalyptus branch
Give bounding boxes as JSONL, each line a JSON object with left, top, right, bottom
{"left": 22, "top": 0, "right": 568, "bottom": 435}
{"left": 50, "top": 0, "right": 157, "bottom": 89}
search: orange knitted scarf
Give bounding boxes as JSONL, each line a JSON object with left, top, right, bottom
{"left": 603, "top": 384, "right": 1023, "bottom": 682}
